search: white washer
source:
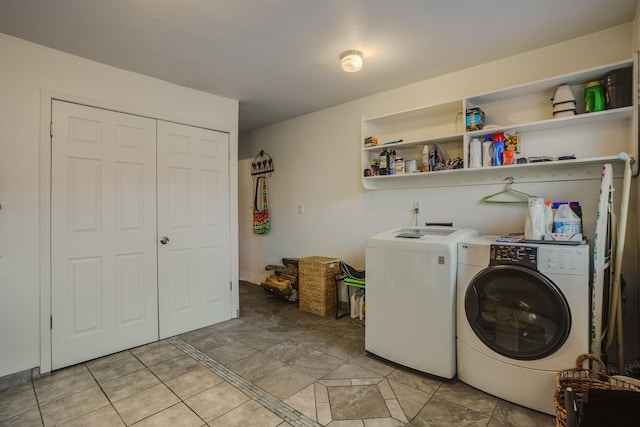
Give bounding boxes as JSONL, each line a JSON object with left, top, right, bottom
{"left": 456, "top": 236, "right": 590, "bottom": 415}
{"left": 365, "top": 226, "right": 478, "bottom": 379}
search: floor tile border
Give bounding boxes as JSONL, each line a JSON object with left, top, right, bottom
{"left": 168, "top": 336, "right": 321, "bottom": 427}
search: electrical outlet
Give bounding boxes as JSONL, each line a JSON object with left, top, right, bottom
{"left": 297, "top": 204, "right": 304, "bottom": 214}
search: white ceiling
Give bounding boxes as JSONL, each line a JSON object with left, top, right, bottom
{"left": 0, "top": 0, "right": 638, "bottom": 133}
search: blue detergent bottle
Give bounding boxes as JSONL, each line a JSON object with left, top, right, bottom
{"left": 493, "top": 141, "right": 504, "bottom": 166}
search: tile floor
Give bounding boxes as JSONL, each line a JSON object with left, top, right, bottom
{"left": 0, "top": 281, "right": 556, "bottom": 426}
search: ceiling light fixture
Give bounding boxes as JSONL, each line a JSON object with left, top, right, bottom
{"left": 340, "top": 50, "right": 363, "bottom": 73}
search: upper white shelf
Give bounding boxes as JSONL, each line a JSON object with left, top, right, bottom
{"left": 465, "top": 60, "right": 633, "bottom": 107}
{"left": 465, "top": 106, "right": 633, "bottom": 138}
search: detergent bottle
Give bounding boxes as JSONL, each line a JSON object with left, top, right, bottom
{"left": 524, "top": 197, "right": 545, "bottom": 241}
{"left": 554, "top": 202, "right": 582, "bottom": 235}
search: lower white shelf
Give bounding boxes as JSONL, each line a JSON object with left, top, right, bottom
{"left": 361, "top": 155, "right": 631, "bottom": 190}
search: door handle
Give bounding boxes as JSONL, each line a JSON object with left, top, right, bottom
{"left": 160, "top": 236, "right": 170, "bottom": 245}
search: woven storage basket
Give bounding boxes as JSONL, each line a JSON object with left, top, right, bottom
{"left": 298, "top": 256, "right": 340, "bottom": 316}
{"left": 554, "top": 354, "right": 640, "bottom": 427}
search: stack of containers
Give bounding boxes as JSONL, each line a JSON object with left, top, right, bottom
{"left": 552, "top": 85, "right": 577, "bottom": 118}
{"left": 605, "top": 68, "right": 632, "bottom": 109}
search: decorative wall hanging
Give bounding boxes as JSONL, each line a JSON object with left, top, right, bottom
{"left": 253, "top": 176, "right": 270, "bottom": 234}
{"left": 252, "top": 150, "right": 274, "bottom": 234}
{"left": 251, "top": 150, "right": 275, "bottom": 176}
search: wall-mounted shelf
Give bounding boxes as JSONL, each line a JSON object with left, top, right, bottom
{"left": 361, "top": 59, "right": 637, "bottom": 190}
{"left": 362, "top": 155, "right": 629, "bottom": 190}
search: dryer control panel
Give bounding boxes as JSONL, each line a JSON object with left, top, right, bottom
{"left": 489, "top": 244, "right": 538, "bottom": 269}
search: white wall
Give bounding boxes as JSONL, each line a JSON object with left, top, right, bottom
{"left": 239, "top": 24, "right": 640, "bottom": 354}
{"left": 0, "top": 33, "right": 239, "bottom": 378}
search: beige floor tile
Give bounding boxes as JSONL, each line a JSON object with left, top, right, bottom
{"left": 351, "top": 378, "right": 382, "bottom": 385}
{"left": 318, "top": 379, "right": 351, "bottom": 387}
{"left": 59, "top": 405, "right": 124, "bottom": 426}
{"left": 85, "top": 351, "right": 131, "bottom": 371}
{"left": 315, "top": 382, "right": 329, "bottom": 403}
{"left": 253, "top": 366, "right": 316, "bottom": 400}
{"left": 284, "top": 383, "right": 317, "bottom": 421}
{"left": 148, "top": 354, "right": 202, "bottom": 382}
{"left": 0, "top": 408, "right": 43, "bottom": 427}
{"left": 164, "top": 365, "right": 224, "bottom": 400}
{"left": 132, "top": 341, "right": 185, "bottom": 367}
{"left": 40, "top": 386, "right": 109, "bottom": 426}
{"left": 226, "top": 352, "right": 285, "bottom": 382}
{"left": 326, "top": 421, "right": 364, "bottom": 427}
{"left": 0, "top": 384, "right": 38, "bottom": 421}
{"left": 411, "top": 396, "right": 491, "bottom": 427}
{"left": 317, "top": 402, "right": 332, "bottom": 426}
{"left": 34, "top": 365, "right": 97, "bottom": 406}
{"left": 434, "top": 380, "right": 498, "bottom": 415}
{"left": 328, "top": 385, "right": 389, "bottom": 420}
{"left": 99, "top": 368, "right": 160, "bottom": 402}
{"left": 207, "top": 400, "right": 282, "bottom": 427}
{"left": 112, "top": 383, "right": 180, "bottom": 425}
{"left": 184, "top": 382, "right": 250, "bottom": 422}
{"left": 362, "top": 418, "right": 405, "bottom": 427}
{"left": 131, "top": 402, "right": 205, "bottom": 427}
{"left": 487, "top": 400, "right": 556, "bottom": 427}
{"left": 387, "top": 379, "right": 431, "bottom": 420}
{"left": 386, "top": 369, "right": 442, "bottom": 395}
{"left": 384, "top": 399, "right": 407, "bottom": 423}
{"left": 87, "top": 352, "right": 146, "bottom": 384}
{"left": 322, "top": 364, "right": 379, "bottom": 381}
{"left": 377, "top": 379, "right": 395, "bottom": 400}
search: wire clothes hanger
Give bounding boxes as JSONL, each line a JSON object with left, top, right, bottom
{"left": 481, "top": 177, "right": 536, "bottom": 204}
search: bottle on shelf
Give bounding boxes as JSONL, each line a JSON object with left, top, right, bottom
{"left": 469, "top": 138, "right": 482, "bottom": 168}
{"left": 379, "top": 148, "right": 389, "bottom": 175}
{"left": 502, "top": 148, "right": 515, "bottom": 165}
{"left": 544, "top": 200, "right": 554, "bottom": 234}
{"left": 422, "top": 145, "right": 431, "bottom": 172}
{"left": 493, "top": 141, "right": 504, "bottom": 166}
{"left": 482, "top": 136, "right": 493, "bottom": 167}
{"left": 389, "top": 150, "right": 397, "bottom": 175}
{"left": 493, "top": 133, "right": 505, "bottom": 167}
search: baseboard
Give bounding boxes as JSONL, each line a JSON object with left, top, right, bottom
{"left": 0, "top": 367, "right": 41, "bottom": 391}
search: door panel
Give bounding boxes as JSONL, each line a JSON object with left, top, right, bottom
{"left": 157, "top": 121, "right": 231, "bottom": 338}
{"left": 51, "top": 100, "right": 158, "bottom": 369}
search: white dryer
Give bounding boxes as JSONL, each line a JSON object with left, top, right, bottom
{"left": 365, "top": 226, "right": 478, "bottom": 379}
{"left": 456, "top": 236, "right": 590, "bottom": 415}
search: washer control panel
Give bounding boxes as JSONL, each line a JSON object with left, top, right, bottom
{"left": 489, "top": 244, "right": 538, "bottom": 269}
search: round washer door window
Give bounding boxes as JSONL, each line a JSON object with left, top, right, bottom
{"left": 464, "top": 264, "right": 571, "bottom": 360}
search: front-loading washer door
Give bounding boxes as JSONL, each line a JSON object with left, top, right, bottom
{"left": 464, "top": 264, "right": 571, "bottom": 361}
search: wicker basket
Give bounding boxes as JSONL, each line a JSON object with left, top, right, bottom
{"left": 298, "top": 256, "right": 340, "bottom": 316}
{"left": 554, "top": 354, "right": 640, "bottom": 427}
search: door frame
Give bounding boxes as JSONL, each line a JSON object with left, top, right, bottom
{"left": 39, "top": 89, "right": 239, "bottom": 374}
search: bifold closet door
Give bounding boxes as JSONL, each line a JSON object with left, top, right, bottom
{"left": 156, "top": 121, "right": 232, "bottom": 339}
{"left": 51, "top": 100, "right": 158, "bottom": 370}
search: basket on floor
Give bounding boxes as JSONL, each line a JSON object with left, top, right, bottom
{"left": 298, "top": 256, "right": 340, "bottom": 316}
{"left": 554, "top": 354, "right": 640, "bottom": 427}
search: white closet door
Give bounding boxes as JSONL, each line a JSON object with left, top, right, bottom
{"left": 157, "top": 121, "right": 232, "bottom": 338}
{"left": 51, "top": 101, "right": 158, "bottom": 370}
